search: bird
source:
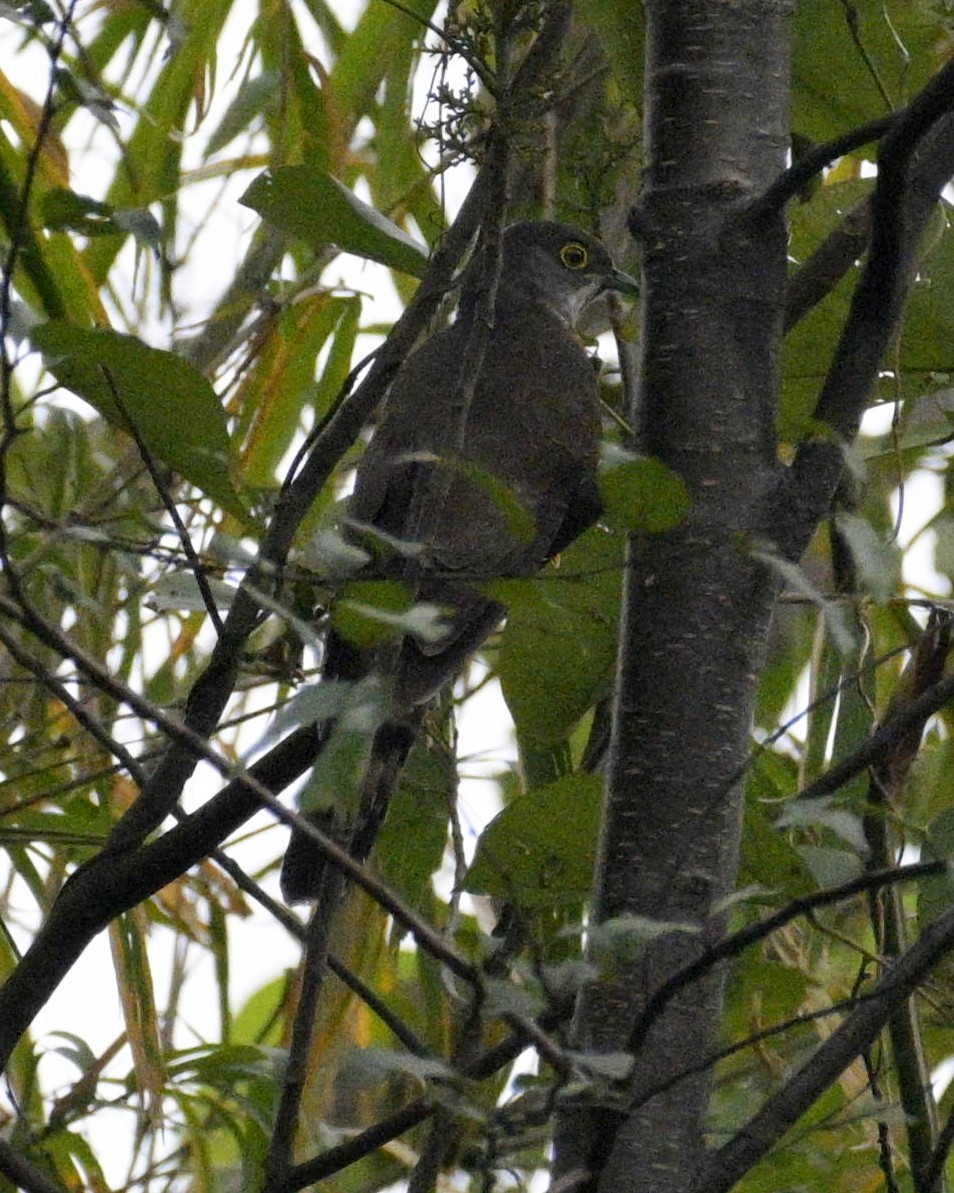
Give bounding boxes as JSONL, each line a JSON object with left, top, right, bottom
{"left": 280, "top": 219, "right": 638, "bottom": 903}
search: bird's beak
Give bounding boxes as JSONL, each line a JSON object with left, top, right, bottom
{"left": 607, "top": 267, "right": 640, "bottom": 296}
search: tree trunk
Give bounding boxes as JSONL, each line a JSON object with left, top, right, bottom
{"left": 556, "top": 2, "right": 794, "bottom": 1189}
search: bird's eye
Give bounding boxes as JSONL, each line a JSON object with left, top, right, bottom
{"left": 560, "top": 241, "right": 589, "bottom": 270}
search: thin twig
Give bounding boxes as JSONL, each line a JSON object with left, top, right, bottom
{"left": 0, "top": 619, "right": 146, "bottom": 786}
{"left": 782, "top": 60, "right": 954, "bottom": 557}
{"left": 925, "top": 1099, "right": 954, "bottom": 1193}
{"left": 784, "top": 199, "right": 871, "bottom": 331}
{"left": 192, "top": 833, "right": 433, "bottom": 1058}
{"left": 692, "top": 900, "right": 954, "bottom": 1193}
{"left": 286, "top": 1003, "right": 572, "bottom": 1188}
{"left": 379, "top": 0, "right": 498, "bottom": 93}
{"left": 797, "top": 667, "right": 954, "bottom": 804}
{"left": 627, "top": 859, "right": 948, "bottom": 1058}
{"left": 264, "top": 868, "right": 348, "bottom": 1190}
{"left": 99, "top": 365, "right": 224, "bottom": 634}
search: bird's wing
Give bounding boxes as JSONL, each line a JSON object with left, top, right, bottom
{"left": 339, "top": 308, "right": 603, "bottom": 681}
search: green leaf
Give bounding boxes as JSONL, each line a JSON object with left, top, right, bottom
{"left": 586, "top": 914, "right": 701, "bottom": 967}
{"left": 168, "top": 1043, "right": 279, "bottom": 1085}
{"left": 254, "top": 680, "right": 362, "bottom": 752}
{"left": 494, "top": 527, "right": 623, "bottom": 748}
{"left": 598, "top": 448, "right": 691, "bottom": 533}
{"left": 41, "top": 1127, "right": 110, "bottom": 1192}
{"left": 30, "top": 321, "right": 248, "bottom": 520}
{"left": 40, "top": 187, "right": 115, "bottom": 236}
{"left": 450, "top": 457, "right": 539, "bottom": 544}
{"left": 352, "top": 1047, "right": 456, "bottom": 1083}
{"left": 240, "top": 165, "right": 429, "bottom": 277}
{"left": 781, "top": 178, "right": 871, "bottom": 442}
{"left": 331, "top": 579, "right": 442, "bottom": 649}
{"left": 112, "top": 207, "right": 162, "bottom": 254}
{"left": 827, "top": 625, "right": 875, "bottom": 810}
{"left": 330, "top": 0, "right": 437, "bottom": 126}
{"left": 465, "top": 773, "right": 603, "bottom": 908}
{"left": 793, "top": 0, "right": 944, "bottom": 141}
{"left": 482, "top": 975, "right": 547, "bottom": 1019}
{"left": 749, "top": 540, "right": 854, "bottom": 656}
{"left": 567, "top": 1048, "right": 634, "bottom": 1081}
{"left": 803, "top": 616, "right": 844, "bottom": 785}
{"left": 81, "top": 0, "right": 235, "bottom": 284}
{"left": 0, "top": 2, "right": 56, "bottom": 24}
{"left": 205, "top": 71, "right": 280, "bottom": 156}
{"left": 377, "top": 736, "right": 456, "bottom": 910}
{"left": 145, "top": 572, "right": 237, "bottom": 613}
{"left": 894, "top": 210, "right": 954, "bottom": 382}
{"left": 295, "top": 678, "right": 389, "bottom": 816}
{"left": 47, "top": 1030, "right": 98, "bottom": 1072}
{"left": 576, "top": 0, "right": 645, "bottom": 98}
{"left": 918, "top": 808, "right": 954, "bottom": 930}
{"left": 797, "top": 844, "right": 863, "bottom": 887}
{"left": 238, "top": 294, "right": 361, "bottom": 489}
{"left": 777, "top": 796, "right": 868, "bottom": 852}
{"left": 230, "top": 978, "right": 286, "bottom": 1048}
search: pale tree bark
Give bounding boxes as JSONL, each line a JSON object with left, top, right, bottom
{"left": 554, "top": 0, "right": 954, "bottom": 1187}
{"left": 555, "top": 1, "right": 793, "bottom": 1189}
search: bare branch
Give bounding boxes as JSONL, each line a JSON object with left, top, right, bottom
{"left": 925, "top": 1100, "right": 954, "bottom": 1193}
{"left": 264, "top": 868, "right": 349, "bottom": 1189}
{"left": 784, "top": 200, "right": 870, "bottom": 331}
{"left": 797, "top": 667, "right": 954, "bottom": 804}
{"left": 99, "top": 365, "right": 224, "bottom": 635}
{"left": 0, "top": 1140, "right": 70, "bottom": 1193}
{"left": 692, "top": 901, "right": 954, "bottom": 1193}
{"left": 0, "top": 618, "right": 145, "bottom": 785}
{"left": 755, "top": 115, "right": 894, "bottom": 217}
{"left": 204, "top": 845, "right": 432, "bottom": 1057}
{"left": 285, "top": 1002, "right": 571, "bottom": 1189}
{"left": 628, "top": 858, "right": 947, "bottom": 1058}
{"left": 0, "top": 712, "right": 479, "bottom": 1071}
{"left": 784, "top": 58, "right": 954, "bottom": 544}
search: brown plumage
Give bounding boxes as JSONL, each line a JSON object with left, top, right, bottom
{"left": 280, "top": 220, "right": 636, "bottom": 903}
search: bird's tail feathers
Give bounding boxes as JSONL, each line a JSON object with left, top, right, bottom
{"left": 279, "top": 717, "right": 418, "bottom": 904}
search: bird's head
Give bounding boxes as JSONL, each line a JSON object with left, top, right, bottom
{"left": 499, "top": 220, "right": 639, "bottom": 329}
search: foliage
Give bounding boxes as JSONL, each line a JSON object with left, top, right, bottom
{"left": 2, "top": 2, "right": 954, "bottom": 1192}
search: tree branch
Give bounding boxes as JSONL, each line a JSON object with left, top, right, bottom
{"left": 925, "top": 1100, "right": 954, "bottom": 1193}
{"left": 264, "top": 867, "right": 348, "bottom": 1189}
{"left": 627, "top": 858, "right": 947, "bottom": 1058}
{"left": 796, "top": 666, "right": 954, "bottom": 805}
{"left": 754, "top": 114, "right": 894, "bottom": 217}
{"left": 0, "top": 718, "right": 477, "bottom": 1072}
{"left": 0, "top": 1140, "right": 70, "bottom": 1193}
{"left": 101, "top": 364, "right": 224, "bottom": 635}
{"left": 691, "top": 900, "right": 954, "bottom": 1193}
{"left": 283, "top": 1001, "right": 570, "bottom": 1190}
{"left": 784, "top": 199, "right": 870, "bottom": 331}
{"left": 204, "top": 846, "right": 431, "bottom": 1058}
{"left": 0, "top": 143, "right": 517, "bottom": 1076}
{"left": 94, "top": 146, "right": 511, "bottom": 866}
{"left": 783, "top": 58, "right": 954, "bottom": 548}
{"left": 0, "top": 617, "right": 146, "bottom": 787}
{"left": 263, "top": 3, "right": 582, "bottom": 1166}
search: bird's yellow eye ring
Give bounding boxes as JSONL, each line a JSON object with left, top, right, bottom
{"left": 560, "top": 241, "right": 589, "bottom": 270}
